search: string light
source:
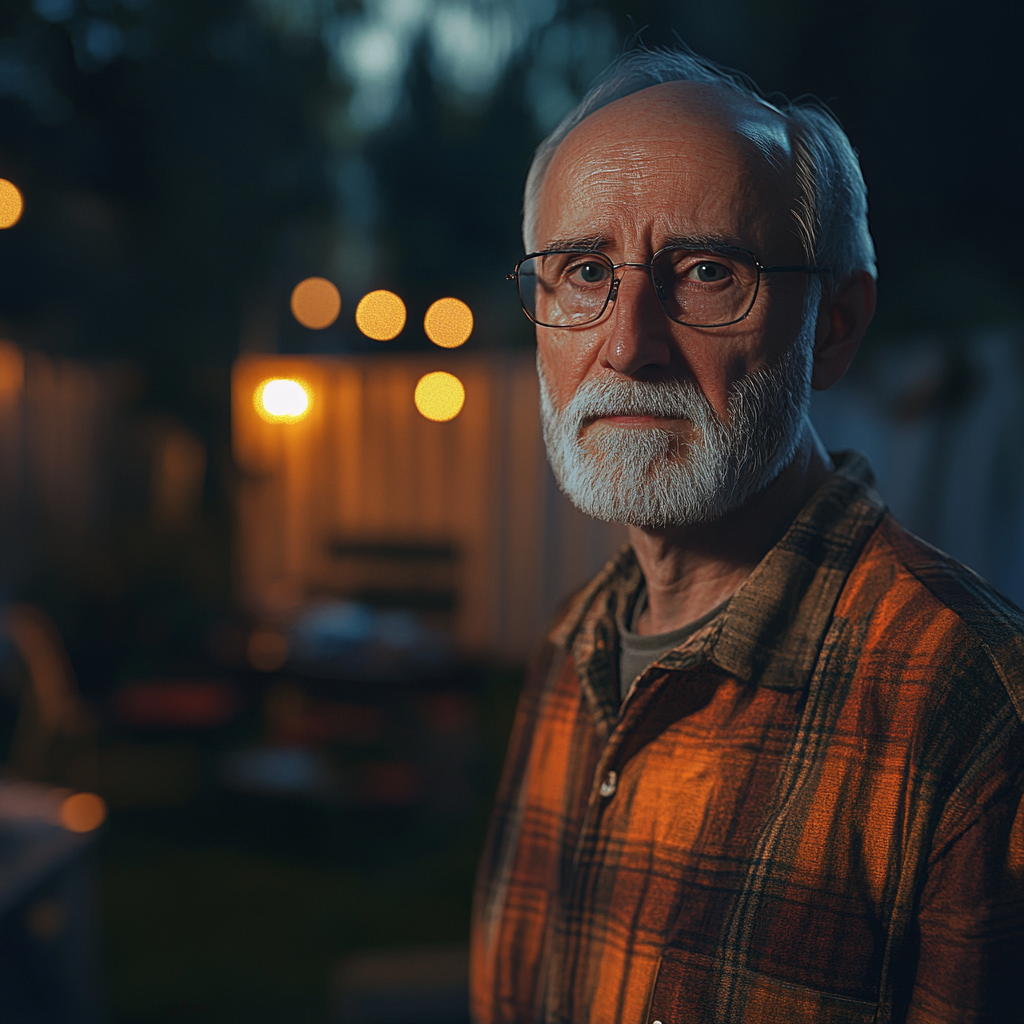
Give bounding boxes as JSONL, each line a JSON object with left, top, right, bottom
{"left": 424, "top": 297, "right": 473, "bottom": 348}
{"left": 291, "top": 277, "right": 341, "bottom": 329}
{"left": 414, "top": 371, "right": 465, "bottom": 422}
{"left": 255, "top": 378, "right": 312, "bottom": 422}
{"left": 355, "top": 290, "right": 406, "bottom": 341}
{"left": 0, "top": 179, "right": 23, "bottom": 229}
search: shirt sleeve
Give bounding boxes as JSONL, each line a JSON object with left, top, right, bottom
{"left": 904, "top": 784, "right": 1024, "bottom": 1023}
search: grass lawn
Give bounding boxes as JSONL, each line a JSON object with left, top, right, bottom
{"left": 101, "top": 803, "right": 483, "bottom": 1023}
{"left": 97, "top": 665, "right": 522, "bottom": 1022}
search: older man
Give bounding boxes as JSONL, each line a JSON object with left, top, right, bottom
{"left": 470, "top": 47, "right": 1024, "bottom": 1024}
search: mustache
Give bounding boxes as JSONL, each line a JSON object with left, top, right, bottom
{"left": 559, "top": 376, "right": 716, "bottom": 427}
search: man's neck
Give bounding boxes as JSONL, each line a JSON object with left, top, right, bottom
{"left": 627, "top": 423, "right": 833, "bottom": 636}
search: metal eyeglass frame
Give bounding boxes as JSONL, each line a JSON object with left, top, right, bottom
{"left": 507, "top": 244, "right": 833, "bottom": 329}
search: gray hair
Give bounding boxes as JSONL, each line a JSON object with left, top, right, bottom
{"left": 523, "top": 46, "right": 877, "bottom": 282}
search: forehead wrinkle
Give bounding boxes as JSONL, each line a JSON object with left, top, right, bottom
{"left": 536, "top": 81, "right": 798, "bottom": 253}
{"left": 549, "top": 129, "right": 787, "bottom": 221}
{"left": 543, "top": 164, "right": 780, "bottom": 256}
{"left": 558, "top": 150, "right": 645, "bottom": 207}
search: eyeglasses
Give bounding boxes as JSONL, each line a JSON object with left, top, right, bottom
{"left": 508, "top": 244, "right": 832, "bottom": 329}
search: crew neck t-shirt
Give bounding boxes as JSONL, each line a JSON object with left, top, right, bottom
{"left": 618, "top": 585, "right": 729, "bottom": 702}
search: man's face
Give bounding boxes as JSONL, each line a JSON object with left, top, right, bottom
{"left": 533, "top": 82, "right": 817, "bottom": 527}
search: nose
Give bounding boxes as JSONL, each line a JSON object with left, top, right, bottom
{"left": 598, "top": 264, "right": 676, "bottom": 378}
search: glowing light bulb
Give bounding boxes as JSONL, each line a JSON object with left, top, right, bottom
{"left": 60, "top": 792, "right": 107, "bottom": 833}
{"left": 424, "top": 297, "right": 473, "bottom": 348}
{"left": 414, "top": 371, "right": 465, "bottom": 422}
{"left": 0, "top": 179, "right": 23, "bottom": 229}
{"left": 255, "top": 378, "right": 312, "bottom": 422}
{"left": 355, "top": 290, "right": 406, "bottom": 341}
{"left": 290, "top": 277, "right": 341, "bottom": 329}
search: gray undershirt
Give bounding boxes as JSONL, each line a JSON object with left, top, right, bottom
{"left": 618, "top": 586, "right": 728, "bottom": 702}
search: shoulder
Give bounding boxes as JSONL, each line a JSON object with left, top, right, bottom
{"left": 842, "top": 512, "right": 1024, "bottom": 729}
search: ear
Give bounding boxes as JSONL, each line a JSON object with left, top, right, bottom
{"left": 810, "top": 271, "right": 877, "bottom": 391}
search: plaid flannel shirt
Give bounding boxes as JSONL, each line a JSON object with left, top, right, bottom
{"left": 471, "top": 452, "right": 1024, "bottom": 1024}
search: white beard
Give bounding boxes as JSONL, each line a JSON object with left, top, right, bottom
{"left": 538, "top": 323, "right": 815, "bottom": 529}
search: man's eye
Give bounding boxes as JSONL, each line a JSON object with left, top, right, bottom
{"left": 572, "top": 261, "right": 608, "bottom": 284}
{"left": 689, "top": 261, "right": 730, "bottom": 283}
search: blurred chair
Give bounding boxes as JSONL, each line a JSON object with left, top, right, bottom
{"left": 1, "top": 603, "right": 97, "bottom": 790}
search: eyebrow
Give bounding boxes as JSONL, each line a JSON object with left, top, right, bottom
{"left": 660, "top": 233, "right": 749, "bottom": 251}
{"left": 534, "top": 235, "right": 609, "bottom": 253}
{"left": 533, "top": 232, "right": 750, "bottom": 254}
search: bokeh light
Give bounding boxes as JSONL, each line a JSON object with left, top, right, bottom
{"left": 0, "top": 342, "right": 24, "bottom": 395}
{"left": 414, "top": 371, "right": 465, "bottom": 422}
{"left": 255, "top": 378, "right": 312, "bottom": 423}
{"left": 0, "top": 179, "right": 23, "bottom": 229}
{"left": 290, "top": 277, "right": 341, "bottom": 329}
{"left": 424, "top": 297, "right": 473, "bottom": 348}
{"left": 355, "top": 290, "right": 406, "bottom": 341}
{"left": 60, "top": 792, "right": 107, "bottom": 833}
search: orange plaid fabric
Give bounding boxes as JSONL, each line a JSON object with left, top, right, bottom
{"left": 471, "top": 452, "right": 1024, "bottom": 1023}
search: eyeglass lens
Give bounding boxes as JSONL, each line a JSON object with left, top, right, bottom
{"left": 518, "top": 248, "right": 760, "bottom": 328}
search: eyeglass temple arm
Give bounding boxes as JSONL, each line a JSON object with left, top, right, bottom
{"left": 760, "top": 265, "right": 834, "bottom": 274}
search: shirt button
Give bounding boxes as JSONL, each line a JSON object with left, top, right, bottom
{"left": 599, "top": 770, "right": 618, "bottom": 797}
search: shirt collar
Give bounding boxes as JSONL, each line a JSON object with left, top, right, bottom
{"left": 550, "top": 452, "right": 887, "bottom": 718}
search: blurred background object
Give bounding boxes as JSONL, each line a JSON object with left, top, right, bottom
{"left": 0, "top": 0, "right": 1021, "bottom": 1020}
{"left": 0, "top": 778, "right": 105, "bottom": 1023}
{"left": 232, "top": 352, "right": 623, "bottom": 658}
{"left": 2, "top": 602, "right": 98, "bottom": 788}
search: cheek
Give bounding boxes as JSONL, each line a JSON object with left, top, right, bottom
{"left": 758, "top": 280, "right": 809, "bottom": 360}
{"left": 680, "top": 330, "right": 759, "bottom": 421}
{"left": 537, "top": 330, "right": 599, "bottom": 407}
{"left": 682, "top": 289, "right": 801, "bottom": 422}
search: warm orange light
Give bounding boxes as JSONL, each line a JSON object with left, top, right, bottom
{"left": 414, "top": 371, "right": 465, "bottom": 422}
{"left": 424, "top": 297, "right": 473, "bottom": 348}
{"left": 355, "top": 290, "right": 406, "bottom": 341}
{"left": 290, "top": 277, "right": 341, "bottom": 329}
{"left": 0, "top": 341, "right": 24, "bottom": 395}
{"left": 59, "top": 792, "right": 107, "bottom": 833}
{"left": 0, "top": 179, "right": 23, "bottom": 229}
{"left": 255, "top": 378, "right": 312, "bottom": 422}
